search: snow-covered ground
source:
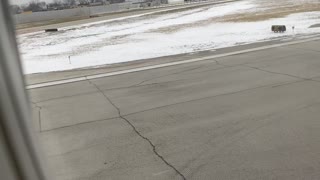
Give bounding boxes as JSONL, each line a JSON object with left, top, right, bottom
{"left": 18, "top": 0, "right": 320, "bottom": 74}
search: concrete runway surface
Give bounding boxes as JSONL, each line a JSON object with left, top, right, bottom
{"left": 28, "top": 38, "right": 320, "bottom": 180}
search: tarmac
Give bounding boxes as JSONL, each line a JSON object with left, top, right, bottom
{"left": 27, "top": 37, "right": 320, "bottom": 180}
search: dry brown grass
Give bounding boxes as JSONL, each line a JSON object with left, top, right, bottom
{"left": 222, "top": 3, "right": 320, "bottom": 22}
{"left": 148, "top": 3, "right": 320, "bottom": 34}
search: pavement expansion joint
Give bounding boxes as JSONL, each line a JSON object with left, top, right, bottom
{"left": 132, "top": 65, "right": 205, "bottom": 88}
{"left": 31, "top": 101, "right": 43, "bottom": 132}
{"left": 123, "top": 79, "right": 308, "bottom": 118}
{"left": 242, "top": 65, "right": 309, "bottom": 80}
{"left": 87, "top": 79, "right": 187, "bottom": 180}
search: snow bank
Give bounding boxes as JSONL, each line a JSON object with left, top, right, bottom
{"left": 168, "top": 0, "right": 184, "bottom": 4}
{"left": 18, "top": 0, "right": 320, "bottom": 74}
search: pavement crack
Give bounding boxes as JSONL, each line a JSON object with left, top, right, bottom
{"left": 87, "top": 79, "right": 186, "bottom": 180}
{"left": 87, "top": 79, "right": 121, "bottom": 114}
{"left": 132, "top": 65, "right": 204, "bottom": 87}
{"left": 32, "top": 90, "right": 99, "bottom": 103}
{"left": 240, "top": 65, "right": 320, "bottom": 85}
{"left": 41, "top": 117, "right": 118, "bottom": 132}
{"left": 243, "top": 65, "right": 309, "bottom": 80}
{"left": 287, "top": 45, "right": 320, "bottom": 54}
{"left": 120, "top": 116, "right": 186, "bottom": 180}
{"left": 31, "top": 101, "right": 43, "bottom": 132}
{"left": 99, "top": 65, "right": 211, "bottom": 92}
{"left": 124, "top": 80, "right": 305, "bottom": 117}
{"left": 104, "top": 64, "right": 232, "bottom": 91}
{"left": 214, "top": 59, "right": 229, "bottom": 67}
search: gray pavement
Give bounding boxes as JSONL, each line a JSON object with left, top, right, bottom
{"left": 28, "top": 39, "right": 320, "bottom": 180}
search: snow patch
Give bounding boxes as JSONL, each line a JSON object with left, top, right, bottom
{"left": 18, "top": 0, "right": 320, "bottom": 74}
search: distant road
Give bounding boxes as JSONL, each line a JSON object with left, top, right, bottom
{"left": 16, "top": 0, "right": 238, "bottom": 34}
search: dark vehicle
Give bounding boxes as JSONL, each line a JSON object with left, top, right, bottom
{"left": 272, "top": 25, "right": 286, "bottom": 32}
{"left": 45, "top": 28, "right": 58, "bottom": 32}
